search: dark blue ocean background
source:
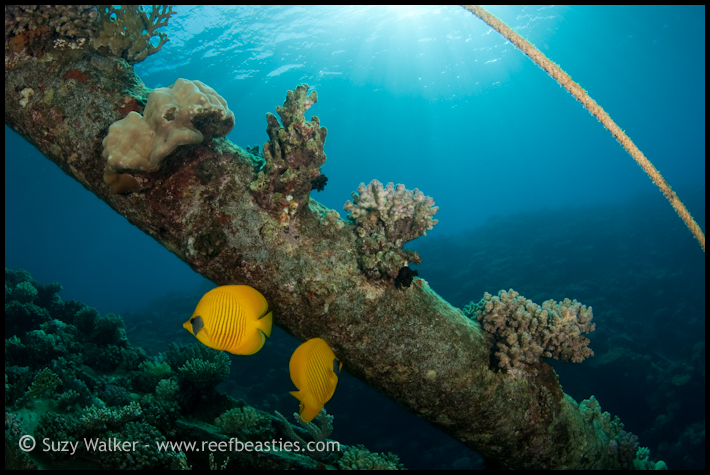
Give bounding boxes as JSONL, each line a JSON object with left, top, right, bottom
{"left": 5, "top": 5, "right": 705, "bottom": 469}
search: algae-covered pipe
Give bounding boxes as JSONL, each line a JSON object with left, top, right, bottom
{"left": 5, "top": 47, "right": 621, "bottom": 470}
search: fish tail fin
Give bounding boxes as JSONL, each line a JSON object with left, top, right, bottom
{"left": 289, "top": 391, "right": 310, "bottom": 420}
{"left": 231, "top": 330, "right": 265, "bottom": 355}
{"left": 257, "top": 310, "right": 273, "bottom": 338}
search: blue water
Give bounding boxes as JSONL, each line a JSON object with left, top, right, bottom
{"left": 5, "top": 5, "right": 705, "bottom": 469}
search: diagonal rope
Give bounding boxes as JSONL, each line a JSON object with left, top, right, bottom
{"left": 463, "top": 5, "right": 705, "bottom": 252}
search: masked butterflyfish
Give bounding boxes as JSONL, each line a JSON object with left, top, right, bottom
{"left": 288, "top": 337, "right": 342, "bottom": 422}
{"left": 182, "top": 285, "right": 273, "bottom": 355}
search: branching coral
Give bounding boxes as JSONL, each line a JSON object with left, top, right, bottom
{"left": 154, "top": 378, "right": 179, "bottom": 401}
{"left": 102, "top": 421, "right": 172, "bottom": 469}
{"left": 215, "top": 406, "right": 272, "bottom": 439}
{"left": 12, "top": 281, "right": 38, "bottom": 303}
{"left": 339, "top": 444, "right": 405, "bottom": 470}
{"left": 5, "top": 301, "right": 51, "bottom": 337}
{"left": 102, "top": 78, "right": 234, "bottom": 194}
{"left": 91, "top": 5, "right": 175, "bottom": 64}
{"left": 275, "top": 408, "right": 335, "bottom": 461}
{"left": 26, "top": 367, "right": 61, "bottom": 399}
{"left": 178, "top": 357, "right": 230, "bottom": 387}
{"left": 276, "top": 408, "right": 334, "bottom": 444}
{"left": 250, "top": 83, "right": 328, "bottom": 227}
{"left": 164, "top": 341, "right": 225, "bottom": 369}
{"left": 165, "top": 342, "right": 231, "bottom": 388}
{"left": 56, "top": 389, "right": 81, "bottom": 411}
{"left": 73, "top": 306, "right": 127, "bottom": 347}
{"left": 344, "top": 179, "right": 438, "bottom": 280}
{"left": 578, "top": 396, "right": 653, "bottom": 469}
{"left": 78, "top": 401, "right": 142, "bottom": 432}
{"left": 464, "top": 289, "right": 595, "bottom": 374}
{"left": 579, "top": 395, "right": 623, "bottom": 437}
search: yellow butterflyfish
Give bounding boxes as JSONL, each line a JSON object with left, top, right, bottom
{"left": 183, "top": 285, "right": 273, "bottom": 355}
{"left": 288, "top": 337, "right": 342, "bottom": 422}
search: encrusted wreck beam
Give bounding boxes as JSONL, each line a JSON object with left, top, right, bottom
{"left": 6, "top": 48, "right": 624, "bottom": 469}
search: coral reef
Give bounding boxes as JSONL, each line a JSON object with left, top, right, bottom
{"left": 464, "top": 289, "right": 595, "bottom": 374}
{"left": 4, "top": 22, "right": 664, "bottom": 463}
{"left": 4, "top": 269, "right": 402, "bottom": 469}
{"left": 4, "top": 5, "right": 97, "bottom": 59}
{"left": 133, "top": 360, "right": 172, "bottom": 392}
{"left": 154, "top": 378, "right": 179, "bottom": 401}
{"left": 25, "top": 367, "right": 61, "bottom": 400}
{"left": 275, "top": 408, "right": 348, "bottom": 464}
{"left": 578, "top": 396, "right": 662, "bottom": 469}
{"left": 163, "top": 341, "right": 230, "bottom": 379}
{"left": 214, "top": 406, "right": 273, "bottom": 439}
{"left": 414, "top": 195, "right": 703, "bottom": 468}
{"left": 4, "top": 5, "right": 175, "bottom": 69}
{"left": 339, "top": 444, "right": 405, "bottom": 470}
{"left": 309, "top": 200, "right": 346, "bottom": 238}
{"left": 344, "top": 179, "right": 438, "bottom": 280}
{"left": 77, "top": 401, "right": 143, "bottom": 431}
{"left": 11, "top": 281, "right": 38, "bottom": 303}
{"left": 275, "top": 408, "right": 334, "bottom": 445}
{"left": 5, "top": 5, "right": 97, "bottom": 39}
{"left": 178, "top": 356, "right": 230, "bottom": 387}
{"left": 102, "top": 78, "right": 235, "bottom": 194}
{"left": 91, "top": 5, "right": 175, "bottom": 64}
{"left": 249, "top": 83, "right": 328, "bottom": 227}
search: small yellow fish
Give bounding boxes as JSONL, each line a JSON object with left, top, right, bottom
{"left": 183, "top": 285, "right": 273, "bottom": 355}
{"left": 288, "top": 338, "right": 342, "bottom": 422}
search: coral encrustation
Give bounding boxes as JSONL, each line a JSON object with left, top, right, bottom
{"left": 249, "top": 83, "right": 327, "bottom": 227}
